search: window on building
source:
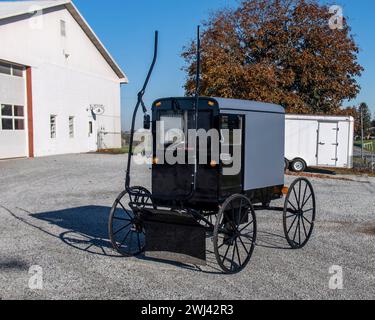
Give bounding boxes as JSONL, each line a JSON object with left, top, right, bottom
{"left": 0, "top": 62, "right": 11, "bottom": 75}
{"left": 69, "top": 116, "right": 74, "bottom": 138}
{"left": 89, "top": 121, "right": 93, "bottom": 135}
{"left": 0, "top": 104, "right": 25, "bottom": 131}
{"left": 15, "top": 119, "right": 25, "bottom": 130}
{"left": 1, "top": 104, "right": 13, "bottom": 130}
{"left": 0, "top": 62, "right": 24, "bottom": 77}
{"left": 12, "top": 65, "right": 24, "bottom": 77}
{"left": 1, "top": 104, "right": 12, "bottom": 116}
{"left": 60, "top": 20, "right": 66, "bottom": 37}
{"left": 50, "top": 115, "right": 57, "bottom": 139}
{"left": 1, "top": 118, "right": 13, "bottom": 130}
{"left": 14, "top": 105, "right": 24, "bottom": 117}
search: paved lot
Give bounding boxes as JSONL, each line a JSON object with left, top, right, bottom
{"left": 0, "top": 154, "right": 374, "bottom": 300}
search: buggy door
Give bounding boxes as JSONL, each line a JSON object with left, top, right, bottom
{"left": 219, "top": 114, "right": 244, "bottom": 199}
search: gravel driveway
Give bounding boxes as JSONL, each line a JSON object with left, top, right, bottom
{"left": 0, "top": 154, "right": 374, "bottom": 300}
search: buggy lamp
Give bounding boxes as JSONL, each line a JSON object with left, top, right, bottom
{"left": 210, "top": 160, "right": 218, "bottom": 167}
{"left": 152, "top": 157, "right": 159, "bottom": 165}
{"left": 155, "top": 102, "right": 162, "bottom": 107}
{"left": 208, "top": 101, "right": 215, "bottom": 107}
{"left": 281, "top": 186, "right": 289, "bottom": 195}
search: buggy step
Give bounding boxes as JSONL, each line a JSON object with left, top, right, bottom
{"left": 141, "top": 209, "right": 206, "bottom": 266}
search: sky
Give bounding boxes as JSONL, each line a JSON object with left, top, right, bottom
{"left": 70, "top": 0, "right": 375, "bottom": 129}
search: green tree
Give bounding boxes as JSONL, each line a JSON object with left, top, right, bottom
{"left": 358, "top": 102, "right": 372, "bottom": 137}
{"left": 182, "top": 0, "right": 363, "bottom": 114}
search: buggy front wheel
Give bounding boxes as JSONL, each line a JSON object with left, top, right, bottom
{"left": 108, "top": 187, "right": 153, "bottom": 257}
{"left": 213, "top": 194, "right": 257, "bottom": 274}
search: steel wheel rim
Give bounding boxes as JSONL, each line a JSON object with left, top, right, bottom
{"left": 109, "top": 187, "right": 152, "bottom": 256}
{"left": 214, "top": 194, "right": 257, "bottom": 274}
{"left": 283, "top": 178, "right": 316, "bottom": 249}
{"left": 293, "top": 161, "right": 303, "bottom": 171}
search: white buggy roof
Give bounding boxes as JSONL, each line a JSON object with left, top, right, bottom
{"left": 213, "top": 98, "right": 285, "bottom": 115}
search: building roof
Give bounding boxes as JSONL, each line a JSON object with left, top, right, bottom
{"left": 0, "top": 0, "right": 128, "bottom": 83}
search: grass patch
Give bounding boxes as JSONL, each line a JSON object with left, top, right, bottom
{"left": 354, "top": 140, "right": 375, "bottom": 152}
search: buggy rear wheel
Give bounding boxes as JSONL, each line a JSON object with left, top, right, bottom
{"left": 283, "top": 178, "right": 316, "bottom": 249}
{"left": 213, "top": 194, "right": 257, "bottom": 274}
{"left": 108, "top": 187, "right": 153, "bottom": 256}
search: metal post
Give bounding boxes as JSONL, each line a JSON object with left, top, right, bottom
{"left": 361, "top": 105, "right": 364, "bottom": 160}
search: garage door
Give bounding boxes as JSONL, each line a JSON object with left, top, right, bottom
{"left": 0, "top": 62, "right": 27, "bottom": 159}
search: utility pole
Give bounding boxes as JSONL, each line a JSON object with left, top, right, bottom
{"left": 361, "top": 104, "right": 364, "bottom": 160}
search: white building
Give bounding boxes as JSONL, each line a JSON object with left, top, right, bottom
{"left": 0, "top": 0, "right": 128, "bottom": 159}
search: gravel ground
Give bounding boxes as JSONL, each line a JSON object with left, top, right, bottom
{"left": 0, "top": 154, "right": 374, "bottom": 300}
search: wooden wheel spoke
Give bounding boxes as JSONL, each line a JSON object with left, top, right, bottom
{"left": 238, "top": 236, "right": 250, "bottom": 255}
{"left": 113, "top": 223, "right": 131, "bottom": 236}
{"left": 230, "top": 243, "right": 236, "bottom": 271}
{"left": 301, "top": 193, "right": 312, "bottom": 209}
{"left": 287, "top": 200, "right": 298, "bottom": 212}
{"left": 118, "top": 201, "right": 133, "bottom": 219}
{"left": 287, "top": 215, "right": 298, "bottom": 235}
{"left": 293, "top": 187, "right": 300, "bottom": 209}
{"left": 302, "top": 215, "right": 312, "bottom": 225}
{"left": 239, "top": 220, "right": 253, "bottom": 233}
{"left": 113, "top": 217, "right": 131, "bottom": 222}
{"left": 292, "top": 217, "right": 299, "bottom": 243}
{"left": 303, "top": 208, "right": 314, "bottom": 213}
{"left": 301, "top": 216, "right": 308, "bottom": 238}
{"left": 119, "top": 229, "right": 131, "bottom": 247}
{"left": 235, "top": 240, "right": 241, "bottom": 267}
{"left": 301, "top": 182, "right": 308, "bottom": 207}
{"left": 221, "top": 243, "right": 231, "bottom": 264}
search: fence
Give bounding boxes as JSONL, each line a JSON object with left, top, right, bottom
{"left": 353, "top": 142, "right": 375, "bottom": 173}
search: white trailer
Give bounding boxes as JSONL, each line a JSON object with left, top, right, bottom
{"left": 285, "top": 114, "right": 354, "bottom": 172}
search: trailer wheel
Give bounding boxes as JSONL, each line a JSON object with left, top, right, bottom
{"left": 108, "top": 187, "right": 153, "bottom": 257}
{"left": 291, "top": 158, "right": 306, "bottom": 173}
{"left": 284, "top": 158, "right": 290, "bottom": 172}
{"left": 213, "top": 194, "right": 257, "bottom": 274}
{"left": 283, "top": 178, "right": 316, "bottom": 249}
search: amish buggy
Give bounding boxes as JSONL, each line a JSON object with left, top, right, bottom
{"left": 108, "top": 29, "right": 316, "bottom": 273}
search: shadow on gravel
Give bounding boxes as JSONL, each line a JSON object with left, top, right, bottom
{"left": 255, "top": 231, "right": 292, "bottom": 250}
{"left": 28, "top": 206, "right": 221, "bottom": 273}
{"left": 6, "top": 205, "right": 292, "bottom": 274}
{"left": 0, "top": 258, "right": 29, "bottom": 272}
{"left": 30, "top": 206, "right": 118, "bottom": 257}
{"left": 305, "top": 168, "right": 336, "bottom": 175}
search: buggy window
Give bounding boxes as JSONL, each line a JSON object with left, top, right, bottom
{"left": 220, "top": 115, "right": 242, "bottom": 150}
{"left": 159, "top": 110, "right": 185, "bottom": 146}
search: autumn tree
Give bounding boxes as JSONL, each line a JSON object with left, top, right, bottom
{"left": 339, "top": 106, "right": 360, "bottom": 135}
{"left": 182, "top": 0, "right": 363, "bottom": 114}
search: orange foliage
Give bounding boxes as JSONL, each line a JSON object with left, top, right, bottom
{"left": 182, "top": 0, "right": 363, "bottom": 115}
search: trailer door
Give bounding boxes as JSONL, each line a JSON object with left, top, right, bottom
{"left": 317, "top": 122, "right": 338, "bottom": 167}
